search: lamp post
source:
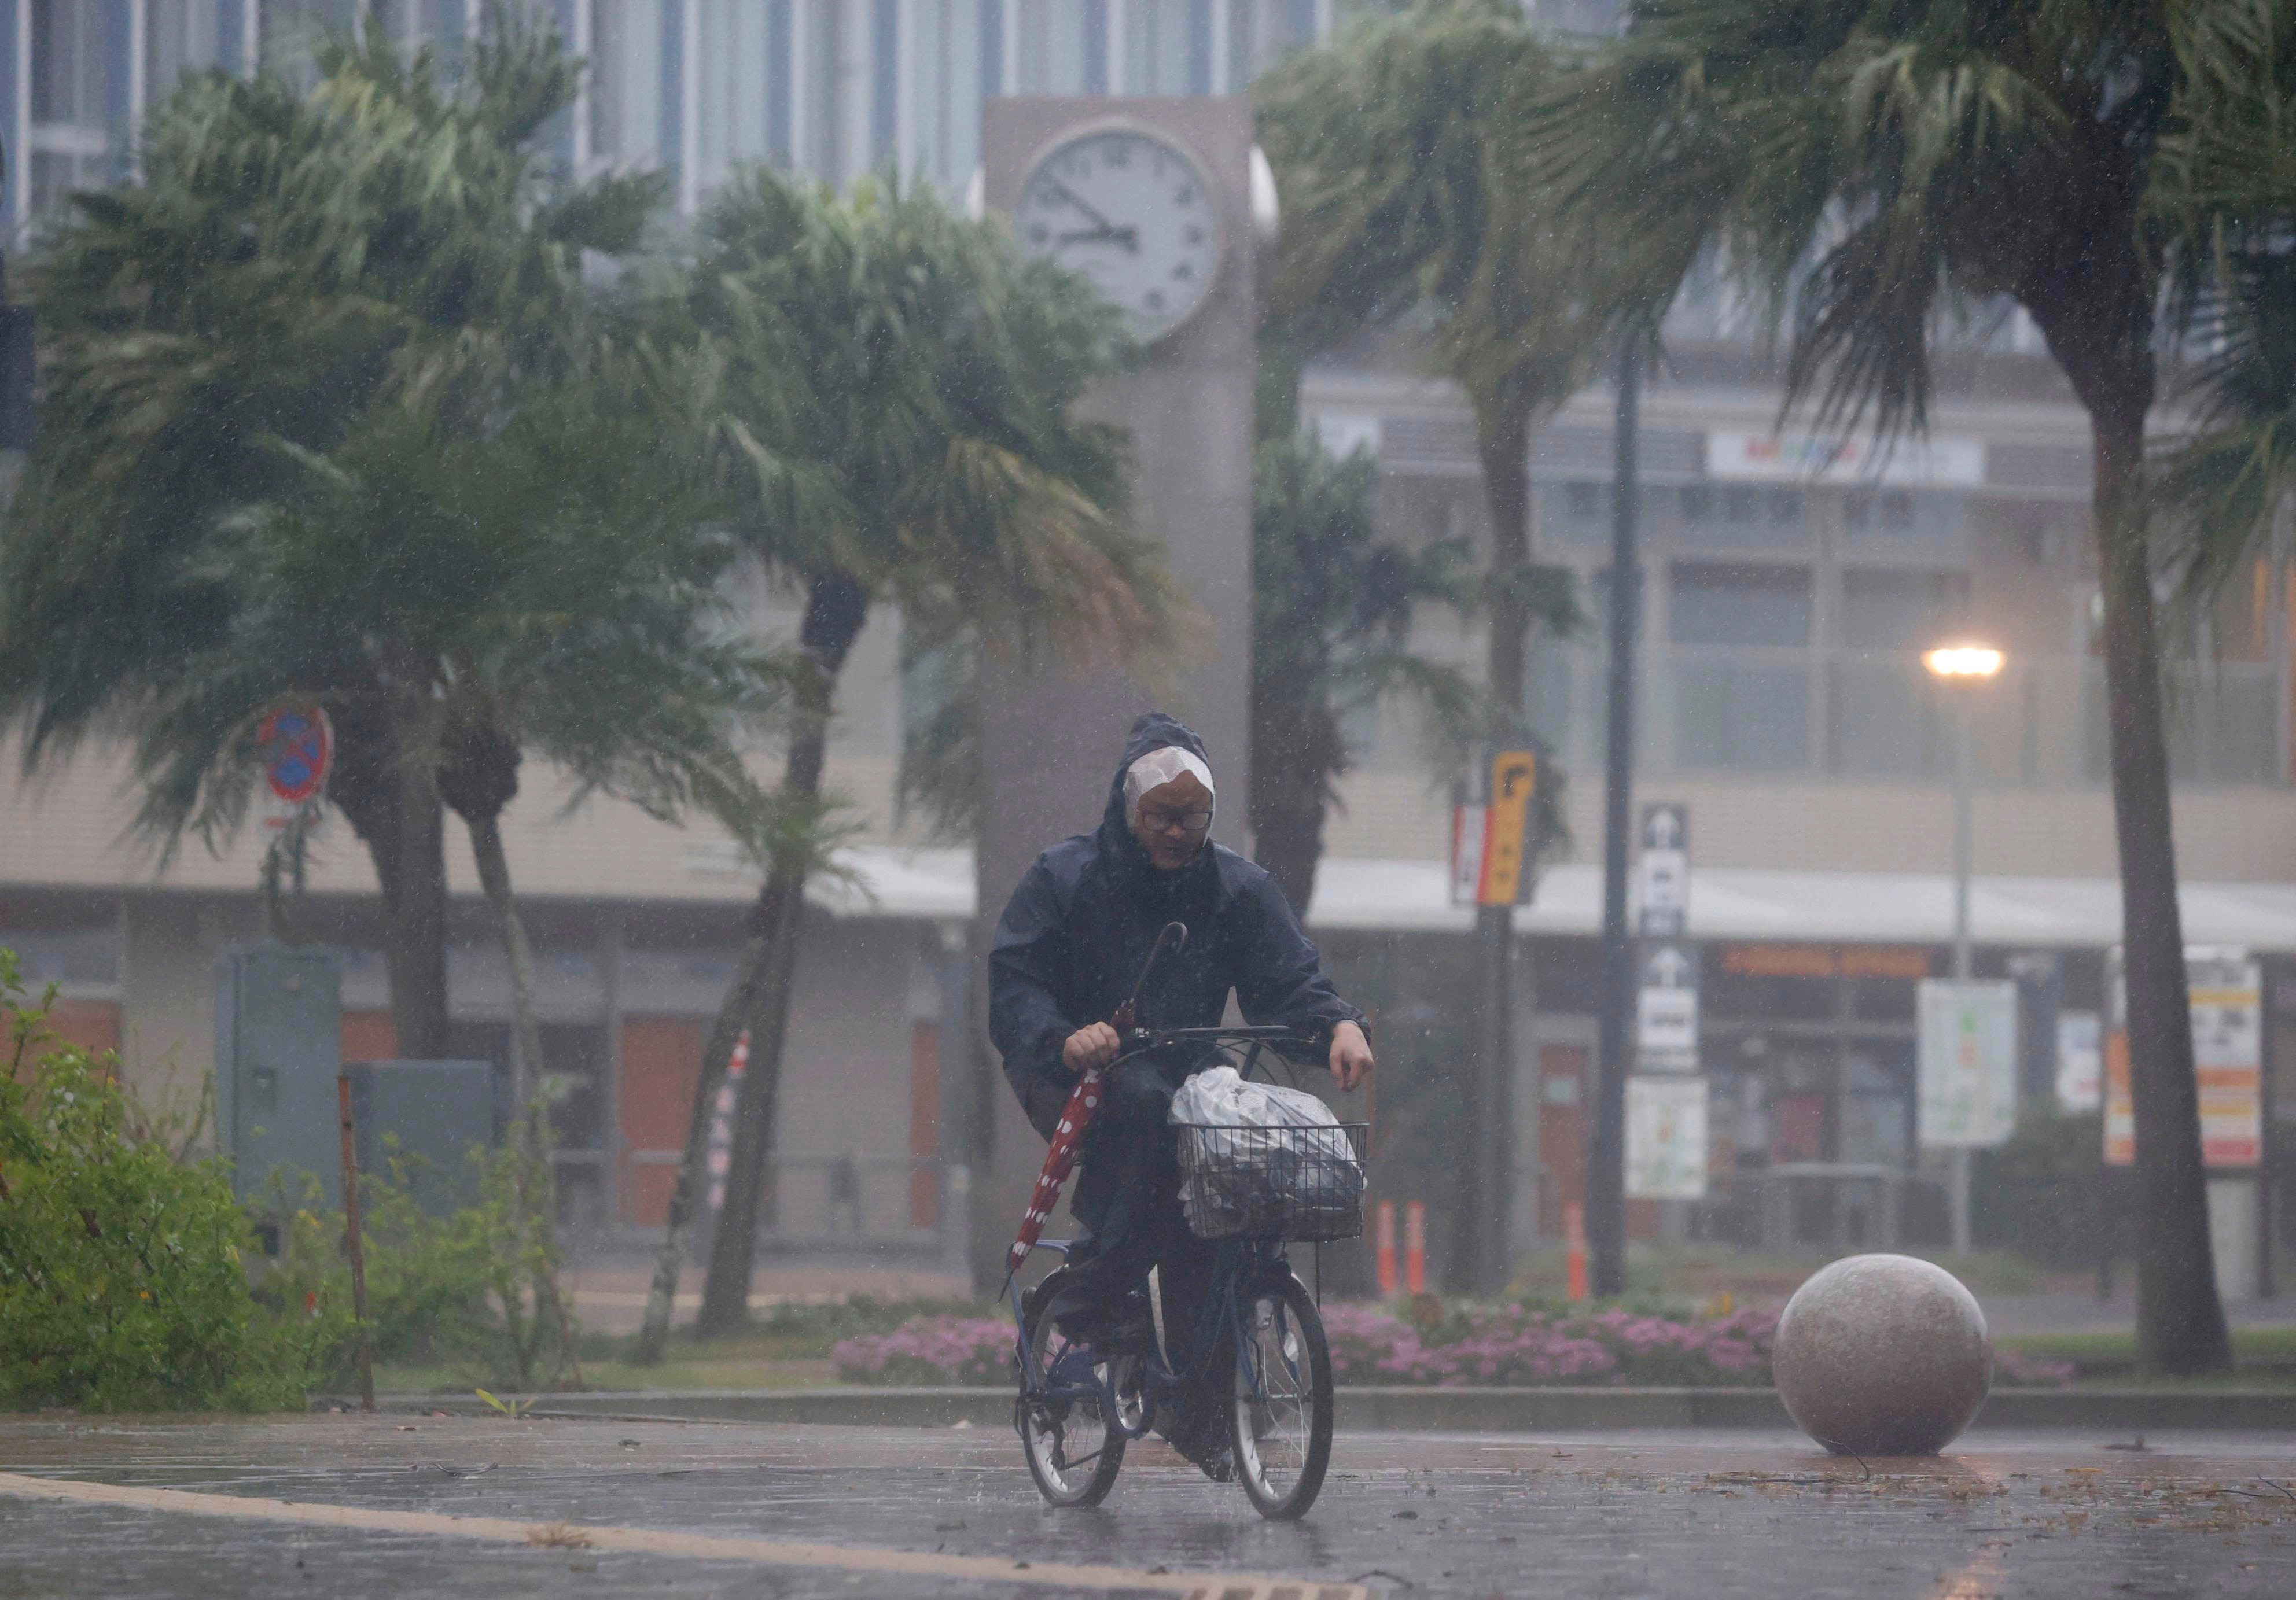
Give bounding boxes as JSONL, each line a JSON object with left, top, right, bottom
{"left": 1923, "top": 642, "right": 2005, "bottom": 1255}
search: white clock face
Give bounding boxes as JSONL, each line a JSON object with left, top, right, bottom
{"left": 1014, "top": 128, "right": 1223, "bottom": 343}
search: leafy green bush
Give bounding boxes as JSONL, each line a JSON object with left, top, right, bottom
{"left": 0, "top": 953, "right": 332, "bottom": 1411}
{"left": 1973, "top": 1109, "right": 2102, "bottom": 1271}
{"left": 255, "top": 1125, "right": 579, "bottom": 1393}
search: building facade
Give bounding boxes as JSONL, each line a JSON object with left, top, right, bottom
{"left": 3, "top": 0, "right": 2291, "bottom": 1284}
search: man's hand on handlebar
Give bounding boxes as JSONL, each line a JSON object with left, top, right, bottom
{"left": 1328, "top": 1020, "right": 1374, "bottom": 1093}
{"left": 1062, "top": 1022, "right": 1123, "bottom": 1075}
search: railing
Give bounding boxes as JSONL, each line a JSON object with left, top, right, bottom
{"left": 1525, "top": 645, "right": 2288, "bottom": 788}
{"left": 617, "top": 1149, "right": 970, "bottom": 1267}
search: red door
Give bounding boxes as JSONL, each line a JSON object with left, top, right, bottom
{"left": 618, "top": 1016, "right": 705, "bottom": 1226}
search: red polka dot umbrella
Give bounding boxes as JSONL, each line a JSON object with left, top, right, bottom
{"left": 1003, "top": 921, "right": 1188, "bottom": 1284}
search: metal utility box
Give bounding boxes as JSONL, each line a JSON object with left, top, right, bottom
{"left": 345, "top": 1061, "right": 496, "bottom": 1216}
{"left": 216, "top": 945, "right": 344, "bottom": 1208}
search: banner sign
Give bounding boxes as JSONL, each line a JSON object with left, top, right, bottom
{"left": 1705, "top": 430, "right": 1986, "bottom": 488}
{"left": 1918, "top": 979, "right": 2019, "bottom": 1149}
{"left": 1626, "top": 1076, "right": 1709, "bottom": 1199}
{"left": 2103, "top": 948, "right": 2263, "bottom": 1169}
{"left": 1449, "top": 750, "right": 1538, "bottom": 906}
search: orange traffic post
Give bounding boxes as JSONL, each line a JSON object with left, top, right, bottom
{"left": 1565, "top": 1201, "right": 1589, "bottom": 1303}
{"left": 1404, "top": 1200, "right": 1427, "bottom": 1295}
{"left": 1375, "top": 1200, "right": 1398, "bottom": 1297}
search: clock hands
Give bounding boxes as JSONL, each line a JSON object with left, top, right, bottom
{"left": 1057, "top": 226, "right": 1139, "bottom": 250}
{"left": 1045, "top": 179, "right": 1140, "bottom": 254}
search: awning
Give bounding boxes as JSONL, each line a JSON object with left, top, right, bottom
{"left": 818, "top": 846, "right": 2296, "bottom": 952}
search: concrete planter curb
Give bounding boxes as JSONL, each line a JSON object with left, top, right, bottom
{"left": 348, "top": 1385, "right": 2296, "bottom": 1433}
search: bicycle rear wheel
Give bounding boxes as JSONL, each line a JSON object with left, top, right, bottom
{"left": 1228, "top": 1271, "right": 1333, "bottom": 1520}
{"left": 1019, "top": 1291, "right": 1125, "bottom": 1508}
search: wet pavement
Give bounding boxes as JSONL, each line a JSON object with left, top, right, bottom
{"left": 2, "top": 1416, "right": 2293, "bottom": 1598}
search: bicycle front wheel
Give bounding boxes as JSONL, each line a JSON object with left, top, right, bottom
{"left": 1019, "top": 1292, "right": 1125, "bottom": 1509}
{"left": 1228, "top": 1272, "right": 1333, "bottom": 1520}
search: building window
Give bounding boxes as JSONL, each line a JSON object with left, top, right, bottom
{"left": 29, "top": 0, "right": 117, "bottom": 212}
{"left": 1838, "top": 568, "right": 1970, "bottom": 652}
{"left": 589, "top": 0, "right": 665, "bottom": 171}
{"left": 1669, "top": 562, "right": 1812, "bottom": 771}
{"left": 1845, "top": 488, "right": 1966, "bottom": 546}
{"left": 695, "top": 0, "right": 778, "bottom": 191}
{"left": 1013, "top": 0, "right": 1091, "bottom": 93}
{"left": 146, "top": 1, "right": 229, "bottom": 98}
{"left": 1669, "top": 562, "right": 1812, "bottom": 647}
{"left": 1121, "top": 0, "right": 1198, "bottom": 94}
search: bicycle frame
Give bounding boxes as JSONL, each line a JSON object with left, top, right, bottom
{"left": 1008, "top": 1236, "right": 1300, "bottom": 1454}
{"left": 1007, "top": 1024, "right": 1335, "bottom": 1458}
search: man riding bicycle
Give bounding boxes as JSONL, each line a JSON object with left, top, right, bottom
{"left": 989, "top": 713, "right": 1374, "bottom": 1480}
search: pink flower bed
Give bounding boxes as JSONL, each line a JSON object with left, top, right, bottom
{"left": 1324, "top": 1304, "right": 1779, "bottom": 1388}
{"left": 1990, "top": 1350, "right": 2078, "bottom": 1388}
{"left": 831, "top": 1304, "right": 2076, "bottom": 1389}
{"left": 830, "top": 1316, "right": 1016, "bottom": 1386}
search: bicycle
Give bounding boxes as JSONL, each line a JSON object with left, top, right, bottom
{"left": 1005, "top": 1024, "right": 1367, "bottom": 1521}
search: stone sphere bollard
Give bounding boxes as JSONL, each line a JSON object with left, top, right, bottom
{"left": 1772, "top": 1254, "right": 1991, "bottom": 1457}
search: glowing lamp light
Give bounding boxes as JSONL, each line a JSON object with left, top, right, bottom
{"left": 1922, "top": 644, "right": 2006, "bottom": 680}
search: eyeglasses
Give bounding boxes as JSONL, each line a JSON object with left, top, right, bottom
{"left": 1138, "top": 808, "right": 1213, "bottom": 836}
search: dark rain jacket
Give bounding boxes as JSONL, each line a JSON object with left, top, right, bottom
{"left": 989, "top": 712, "right": 1366, "bottom": 1142}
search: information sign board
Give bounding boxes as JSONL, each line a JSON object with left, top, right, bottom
{"left": 1626, "top": 1077, "right": 1709, "bottom": 1199}
{"left": 1638, "top": 803, "right": 1688, "bottom": 937}
{"left": 1636, "top": 940, "right": 1701, "bottom": 1072}
{"left": 1918, "top": 979, "right": 2019, "bottom": 1149}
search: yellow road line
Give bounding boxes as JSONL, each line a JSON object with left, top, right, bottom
{"left": 0, "top": 1470, "right": 1366, "bottom": 1600}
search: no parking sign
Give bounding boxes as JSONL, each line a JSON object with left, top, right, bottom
{"left": 258, "top": 704, "right": 333, "bottom": 834}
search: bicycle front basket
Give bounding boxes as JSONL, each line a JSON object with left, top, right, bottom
{"left": 1174, "top": 1122, "right": 1368, "bottom": 1243}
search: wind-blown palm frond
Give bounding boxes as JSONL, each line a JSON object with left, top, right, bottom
{"left": 2151, "top": 0, "right": 2296, "bottom": 606}
{"left": 2, "top": 1, "right": 671, "bottom": 814}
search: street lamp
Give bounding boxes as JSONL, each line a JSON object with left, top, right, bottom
{"left": 1924, "top": 640, "right": 2006, "bottom": 1255}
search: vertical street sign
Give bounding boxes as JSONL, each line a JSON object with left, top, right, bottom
{"left": 257, "top": 704, "right": 333, "bottom": 836}
{"left": 1451, "top": 750, "right": 1538, "bottom": 906}
{"left": 1636, "top": 940, "right": 1701, "bottom": 1072}
{"left": 1625, "top": 1076, "right": 1708, "bottom": 1199}
{"left": 1918, "top": 979, "right": 2019, "bottom": 1148}
{"left": 1637, "top": 802, "right": 1689, "bottom": 938}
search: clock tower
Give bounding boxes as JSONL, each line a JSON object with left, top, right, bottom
{"left": 967, "top": 97, "right": 1262, "bottom": 1288}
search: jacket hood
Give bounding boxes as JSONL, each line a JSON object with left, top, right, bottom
{"left": 1098, "top": 712, "right": 1216, "bottom": 894}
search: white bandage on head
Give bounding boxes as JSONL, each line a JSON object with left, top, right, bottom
{"left": 1123, "top": 746, "right": 1216, "bottom": 828}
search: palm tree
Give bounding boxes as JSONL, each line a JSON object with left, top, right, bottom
{"left": 632, "top": 168, "right": 1191, "bottom": 1352}
{"left": 0, "top": 8, "right": 666, "bottom": 1060}
{"left": 1513, "top": 0, "right": 2296, "bottom": 1374}
{"left": 1256, "top": 0, "right": 1598, "bottom": 1292}
{"left": 1250, "top": 434, "right": 1493, "bottom": 916}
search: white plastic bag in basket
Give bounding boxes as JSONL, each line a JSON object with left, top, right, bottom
{"left": 1170, "top": 1067, "right": 1361, "bottom": 1239}
{"left": 1168, "top": 1065, "right": 1335, "bottom": 1129}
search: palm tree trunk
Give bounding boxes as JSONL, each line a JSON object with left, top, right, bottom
{"left": 691, "top": 572, "right": 871, "bottom": 1338}
{"left": 1464, "top": 412, "right": 1532, "bottom": 1295}
{"left": 465, "top": 802, "right": 581, "bottom": 1387}
{"left": 465, "top": 809, "right": 546, "bottom": 1123}
{"left": 1248, "top": 656, "right": 1337, "bottom": 916}
{"left": 629, "top": 919, "right": 775, "bottom": 1362}
{"left": 1250, "top": 762, "right": 1330, "bottom": 919}
{"left": 385, "top": 753, "right": 451, "bottom": 1060}
{"left": 2091, "top": 397, "right": 2234, "bottom": 1376}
